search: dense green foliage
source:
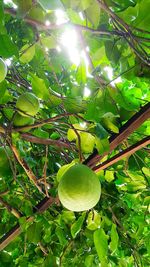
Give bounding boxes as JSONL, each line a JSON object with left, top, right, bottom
{"left": 0, "top": 0, "right": 150, "bottom": 266}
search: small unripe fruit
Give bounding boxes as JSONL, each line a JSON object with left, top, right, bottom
{"left": 13, "top": 113, "right": 34, "bottom": 126}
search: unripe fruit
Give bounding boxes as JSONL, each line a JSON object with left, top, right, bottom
{"left": 0, "top": 58, "right": 7, "bottom": 82}
{"left": 58, "top": 164, "right": 101, "bottom": 212}
{"left": 13, "top": 113, "right": 34, "bottom": 127}
{"left": 16, "top": 92, "right": 39, "bottom": 117}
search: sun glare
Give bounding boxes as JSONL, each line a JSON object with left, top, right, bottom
{"left": 5, "top": 58, "right": 12, "bottom": 66}
{"left": 84, "top": 87, "right": 91, "bottom": 98}
{"left": 104, "top": 66, "right": 122, "bottom": 86}
{"left": 4, "top": 0, "right": 17, "bottom": 8}
{"left": 55, "top": 9, "right": 69, "bottom": 25}
{"left": 60, "top": 29, "right": 80, "bottom": 66}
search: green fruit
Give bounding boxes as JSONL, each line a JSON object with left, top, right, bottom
{"left": 58, "top": 164, "right": 101, "bottom": 212}
{"left": 0, "top": 147, "right": 12, "bottom": 178}
{"left": 16, "top": 92, "right": 39, "bottom": 117}
{"left": 13, "top": 113, "right": 34, "bottom": 126}
{"left": 0, "top": 58, "right": 7, "bottom": 83}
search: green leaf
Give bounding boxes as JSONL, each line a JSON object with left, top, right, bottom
{"left": 94, "top": 228, "right": 108, "bottom": 265}
{"left": 110, "top": 224, "right": 119, "bottom": 254}
{"left": 31, "top": 74, "right": 50, "bottom": 100}
{"left": 0, "top": 35, "right": 18, "bottom": 57}
{"left": 40, "top": 36, "right": 57, "bottom": 49}
{"left": 76, "top": 132, "right": 95, "bottom": 154}
{"left": 105, "top": 170, "right": 115, "bottom": 183}
{"left": 38, "top": 0, "right": 64, "bottom": 10}
{"left": 27, "top": 222, "right": 43, "bottom": 244}
{"left": 0, "top": 80, "right": 7, "bottom": 98}
{"left": 85, "top": 255, "right": 95, "bottom": 267}
{"left": 95, "top": 123, "right": 109, "bottom": 139}
{"left": 95, "top": 137, "right": 109, "bottom": 155}
{"left": 16, "top": 0, "right": 32, "bottom": 18}
{"left": 56, "top": 226, "right": 68, "bottom": 246}
{"left": 86, "top": 0, "right": 100, "bottom": 28}
{"left": 43, "top": 251, "right": 57, "bottom": 267}
{"left": 87, "top": 210, "right": 101, "bottom": 231}
{"left": 61, "top": 210, "right": 76, "bottom": 224}
{"left": 20, "top": 44, "right": 35, "bottom": 63}
{"left": 71, "top": 212, "right": 86, "bottom": 238}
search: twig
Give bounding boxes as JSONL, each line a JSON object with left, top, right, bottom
{"left": 42, "top": 146, "right": 49, "bottom": 197}
{"left": 10, "top": 144, "right": 44, "bottom": 195}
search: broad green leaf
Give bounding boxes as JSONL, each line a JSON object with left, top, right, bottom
{"left": 56, "top": 226, "right": 68, "bottom": 246}
{"left": 85, "top": 255, "right": 95, "bottom": 267}
{"left": 101, "top": 112, "right": 119, "bottom": 133}
{"left": 87, "top": 210, "right": 101, "bottom": 231}
{"left": 71, "top": 212, "right": 86, "bottom": 238}
{"left": 95, "top": 137, "right": 109, "bottom": 155}
{"left": 38, "top": 0, "right": 64, "bottom": 10}
{"left": 33, "top": 128, "right": 49, "bottom": 139}
{"left": 20, "top": 44, "right": 35, "bottom": 63}
{"left": 31, "top": 74, "right": 49, "bottom": 100}
{"left": 105, "top": 170, "right": 115, "bottom": 183}
{"left": 86, "top": 0, "right": 100, "bottom": 28}
{"left": 43, "top": 251, "right": 57, "bottom": 267}
{"left": 0, "top": 35, "right": 18, "bottom": 57}
{"left": 61, "top": 210, "right": 76, "bottom": 224}
{"left": 16, "top": 0, "right": 32, "bottom": 18}
{"left": 67, "top": 123, "right": 85, "bottom": 141}
{"left": 27, "top": 222, "right": 43, "bottom": 244}
{"left": 28, "top": 6, "right": 45, "bottom": 23}
{"left": 40, "top": 36, "right": 57, "bottom": 49}
{"left": 76, "top": 132, "right": 95, "bottom": 154}
{"left": 110, "top": 224, "right": 119, "bottom": 254}
{"left": 95, "top": 123, "right": 109, "bottom": 139}
{"left": 94, "top": 228, "right": 108, "bottom": 265}
{"left": 0, "top": 80, "right": 7, "bottom": 98}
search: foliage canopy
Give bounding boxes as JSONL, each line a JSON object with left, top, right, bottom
{"left": 0, "top": 0, "right": 150, "bottom": 266}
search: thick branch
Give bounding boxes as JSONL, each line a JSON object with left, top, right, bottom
{"left": 93, "top": 136, "right": 150, "bottom": 172}
{"left": 0, "top": 197, "right": 56, "bottom": 251}
{"left": 0, "top": 197, "right": 22, "bottom": 218}
{"left": 85, "top": 102, "right": 150, "bottom": 167}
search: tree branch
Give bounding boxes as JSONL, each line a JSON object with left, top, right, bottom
{"left": 84, "top": 102, "right": 150, "bottom": 167}
{"left": 10, "top": 144, "right": 44, "bottom": 195}
{"left": 93, "top": 136, "right": 150, "bottom": 172}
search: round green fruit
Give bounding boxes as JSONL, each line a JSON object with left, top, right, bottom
{"left": 13, "top": 113, "right": 34, "bottom": 126}
{"left": 16, "top": 92, "right": 39, "bottom": 117}
{"left": 0, "top": 147, "right": 12, "bottom": 178}
{"left": 0, "top": 58, "right": 7, "bottom": 83}
{"left": 58, "top": 164, "right": 101, "bottom": 212}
